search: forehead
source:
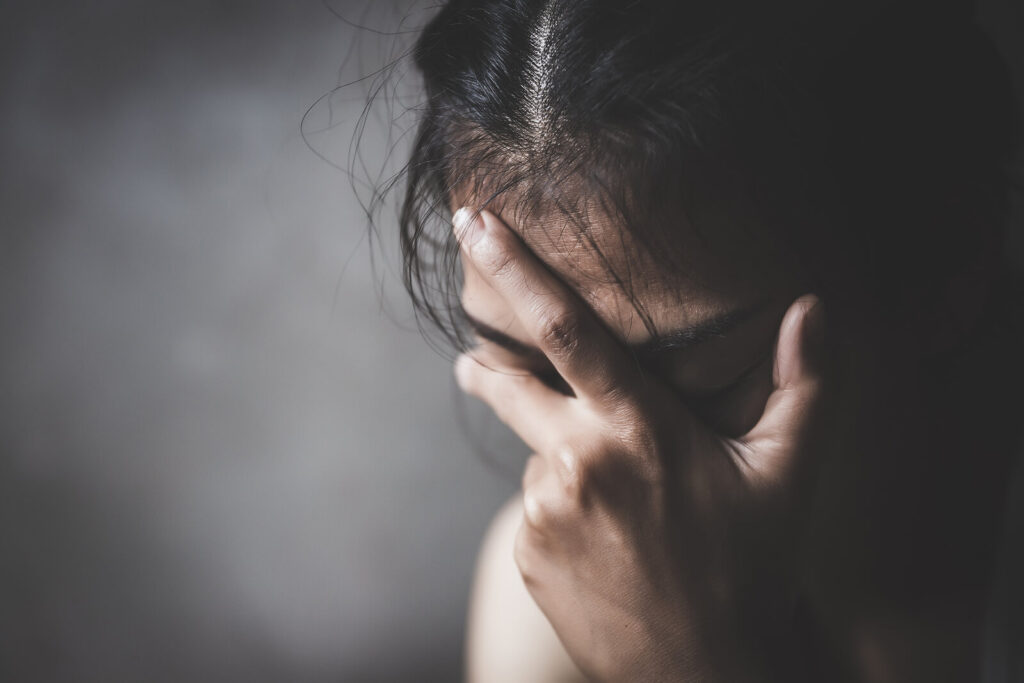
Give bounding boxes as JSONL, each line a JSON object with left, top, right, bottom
{"left": 460, "top": 192, "right": 792, "bottom": 343}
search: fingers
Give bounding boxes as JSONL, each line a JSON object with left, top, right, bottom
{"left": 453, "top": 208, "right": 638, "bottom": 411}
{"left": 454, "top": 351, "right": 592, "bottom": 535}
{"left": 772, "top": 295, "right": 825, "bottom": 393}
{"left": 519, "top": 448, "right": 586, "bottom": 535}
{"left": 738, "top": 294, "right": 826, "bottom": 483}
{"left": 455, "top": 353, "right": 571, "bottom": 455}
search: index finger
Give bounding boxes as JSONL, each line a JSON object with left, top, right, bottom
{"left": 454, "top": 207, "right": 638, "bottom": 409}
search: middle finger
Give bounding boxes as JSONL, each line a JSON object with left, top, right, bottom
{"left": 454, "top": 208, "right": 639, "bottom": 413}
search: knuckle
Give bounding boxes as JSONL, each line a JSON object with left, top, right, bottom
{"left": 556, "top": 445, "right": 589, "bottom": 505}
{"left": 528, "top": 478, "right": 581, "bottom": 530}
{"left": 474, "top": 233, "right": 516, "bottom": 278}
{"left": 522, "top": 491, "right": 551, "bottom": 529}
{"left": 536, "top": 308, "right": 582, "bottom": 358}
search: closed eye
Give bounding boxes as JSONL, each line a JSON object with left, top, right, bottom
{"left": 683, "top": 349, "right": 774, "bottom": 402}
{"left": 678, "top": 352, "right": 775, "bottom": 436}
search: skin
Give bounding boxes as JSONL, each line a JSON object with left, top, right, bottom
{"left": 454, "top": 206, "right": 828, "bottom": 681}
{"left": 451, "top": 186, "right": 1020, "bottom": 681}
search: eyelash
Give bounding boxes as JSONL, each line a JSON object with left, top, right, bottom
{"left": 678, "top": 352, "right": 772, "bottom": 405}
{"left": 483, "top": 337, "right": 771, "bottom": 408}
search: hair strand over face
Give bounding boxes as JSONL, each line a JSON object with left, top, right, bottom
{"left": 372, "top": 0, "right": 1021, "bottom": 354}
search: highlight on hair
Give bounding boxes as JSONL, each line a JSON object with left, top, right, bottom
{"left": 358, "top": 0, "right": 1021, "bottom": 355}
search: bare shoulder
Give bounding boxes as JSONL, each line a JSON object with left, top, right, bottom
{"left": 465, "top": 496, "right": 586, "bottom": 683}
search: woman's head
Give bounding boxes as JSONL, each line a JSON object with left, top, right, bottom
{"left": 394, "top": 0, "right": 1018, "bottom": 426}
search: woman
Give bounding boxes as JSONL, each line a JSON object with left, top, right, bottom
{"left": 389, "top": 0, "right": 1023, "bottom": 679}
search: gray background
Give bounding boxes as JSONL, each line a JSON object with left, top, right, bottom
{"left": 1, "top": 2, "right": 522, "bottom": 681}
{"left": 0, "top": 2, "right": 1021, "bottom": 682}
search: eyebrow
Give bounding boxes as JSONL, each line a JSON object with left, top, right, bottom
{"left": 464, "top": 302, "right": 765, "bottom": 363}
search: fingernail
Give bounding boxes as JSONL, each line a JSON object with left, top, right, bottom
{"left": 453, "top": 208, "right": 484, "bottom": 246}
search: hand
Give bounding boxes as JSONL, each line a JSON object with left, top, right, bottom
{"left": 453, "top": 208, "right": 827, "bottom": 682}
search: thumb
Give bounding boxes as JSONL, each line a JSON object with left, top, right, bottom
{"left": 736, "top": 294, "right": 826, "bottom": 484}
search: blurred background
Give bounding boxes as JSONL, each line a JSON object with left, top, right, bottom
{"left": 0, "top": 2, "right": 523, "bottom": 681}
{"left": 0, "top": 1, "right": 1021, "bottom": 682}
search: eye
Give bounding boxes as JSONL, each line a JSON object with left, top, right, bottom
{"left": 678, "top": 353, "right": 774, "bottom": 437}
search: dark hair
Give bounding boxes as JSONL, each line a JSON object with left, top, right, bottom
{"left": 391, "top": 0, "right": 1019, "bottom": 352}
